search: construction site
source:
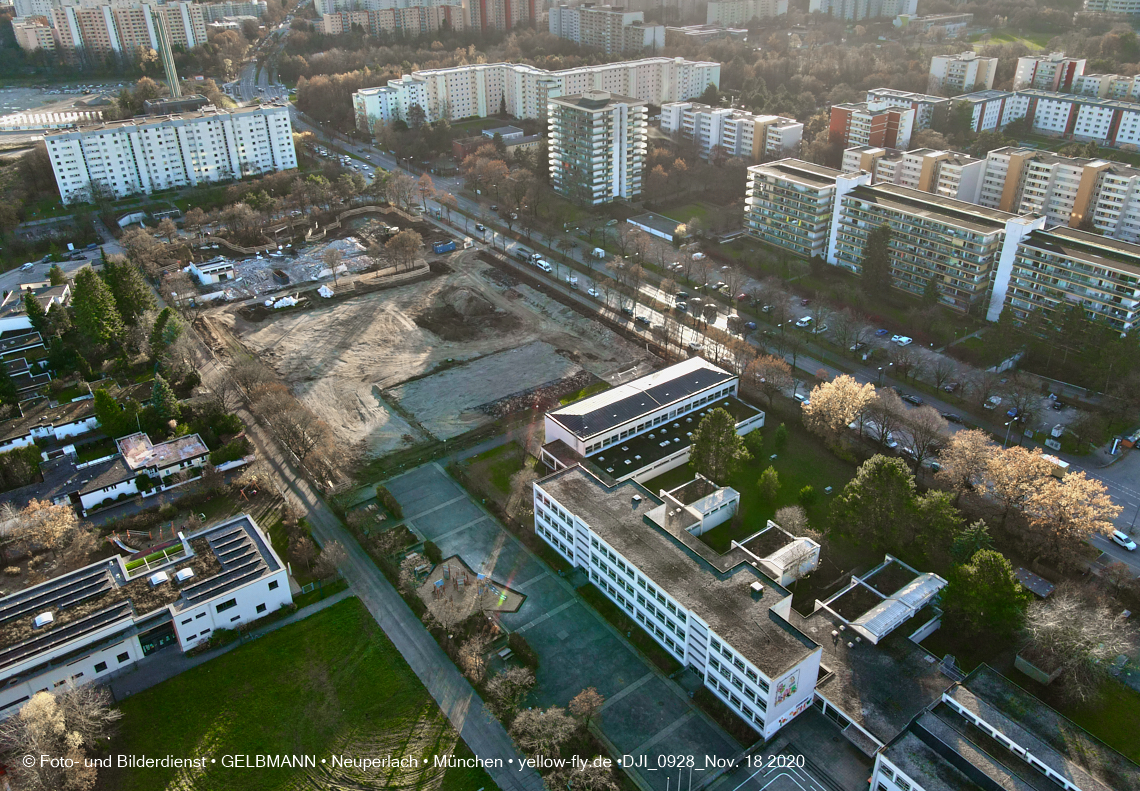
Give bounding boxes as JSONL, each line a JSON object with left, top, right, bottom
{"left": 203, "top": 247, "right": 655, "bottom": 467}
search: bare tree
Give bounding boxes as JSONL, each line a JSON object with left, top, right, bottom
{"left": 314, "top": 539, "right": 348, "bottom": 579}
{"left": 0, "top": 499, "right": 82, "bottom": 559}
{"left": 322, "top": 247, "right": 343, "bottom": 288}
{"left": 569, "top": 687, "right": 605, "bottom": 728}
{"left": 968, "top": 368, "right": 1002, "bottom": 408}
{"left": 899, "top": 406, "right": 948, "bottom": 472}
{"left": 510, "top": 706, "right": 578, "bottom": 756}
{"left": 485, "top": 666, "right": 536, "bottom": 719}
{"left": 936, "top": 429, "right": 996, "bottom": 503}
{"left": 774, "top": 505, "right": 809, "bottom": 535}
{"left": 929, "top": 356, "right": 959, "bottom": 392}
{"left": 458, "top": 633, "right": 492, "bottom": 684}
{"left": 230, "top": 357, "right": 272, "bottom": 398}
{"left": 743, "top": 355, "right": 793, "bottom": 408}
{"left": 867, "top": 389, "right": 907, "bottom": 447}
{"left": 289, "top": 534, "right": 317, "bottom": 571}
{"left": 987, "top": 446, "right": 1052, "bottom": 522}
{"left": 386, "top": 229, "right": 423, "bottom": 272}
{"left": 550, "top": 759, "right": 620, "bottom": 791}
{"left": 1024, "top": 471, "right": 1120, "bottom": 571}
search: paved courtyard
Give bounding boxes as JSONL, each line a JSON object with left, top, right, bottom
{"left": 385, "top": 463, "right": 742, "bottom": 791}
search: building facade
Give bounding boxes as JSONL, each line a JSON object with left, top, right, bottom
{"left": 928, "top": 51, "right": 997, "bottom": 94}
{"left": 660, "top": 101, "right": 802, "bottom": 162}
{"left": 1084, "top": 0, "right": 1140, "bottom": 12}
{"left": 548, "top": 4, "right": 664, "bottom": 54}
{"left": 200, "top": 0, "right": 266, "bottom": 21}
{"left": 548, "top": 91, "right": 646, "bottom": 205}
{"left": 467, "top": 0, "right": 534, "bottom": 30}
{"left": 841, "top": 146, "right": 985, "bottom": 203}
{"left": 745, "top": 159, "right": 871, "bottom": 259}
{"left": 45, "top": 104, "right": 296, "bottom": 204}
{"left": 829, "top": 101, "right": 914, "bottom": 149}
{"left": 353, "top": 56, "right": 720, "bottom": 131}
{"left": 809, "top": 0, "right": 915, "bottom": 20}
{"left": 0, "top": 514, "right": 291, "bottom": 718}
{"left": 864, "top": 88, "right": 950, "bottom": 131}
{"left": 316, "top": 3, "right": 464, "bottom": 34}
{"left": 705, "top": 0, "right": 787, "bottom": 24}
{"left": 1013, "top": 52, "right": 1086, "bottom": 91}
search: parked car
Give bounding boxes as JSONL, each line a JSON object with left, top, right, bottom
{"left": 675, "top": 291, "right": 689, "bottom": 300}
{"left": 901, "top": 394, "right": 923, "bottom": 406}
{"left": 811, "top": 324, "right": 829, "bottom": 335}
{"left": 675, "top": 302, "right": 688, "bottom": 312}
{"left": 687, "top": 341, "right": 704, "bottom": 351}
{"left": 850, "top": 342, "right": 866, "bottom": 352}
{"left": 744, "top": 321, "right": 757, "bottom": 330}
{"left": 490, "top": 204, "right": 498, "bottom": 211}
{"left": 794, "top": 393, "right": 809, "bottom": 404}
{"left": 984, "top": 396, "right": 1003, "bottom": 410}
{"left": 762, "top": 304, "right": 774, "bottom": 313}
{"left": 635, "top": 315, "right": 651, "bottom": 326}
{"left": 875, "top": 328, "right": 890, "bottom": 336}
{"left": 587, "top": 288, "right": 600, "bottom": 298}
{"left": 800, "top": 298, "right": 810, "bottom": 306}
{"left": 20, "top": 262, "right": 34, "bottom": 271}
{"left": 942, "top": 382, "right": 960, "bottom": 393}
{"left": 1112, "top": 530, "right": 1137, "bottom": 551}
{"left": 940, "top": 412, "right": 963, "bottom": 424}
{"left": 621, "top": 306, "right": 634, "bottom": 316}
{"left": 1052, "top": 400, "right": 1066, "bottom": 411}
{"left": 475, "top": 223, "right": 486, "bottom": 232}
{"left": 892, "top": 335, "right": 914, "bottom": 346}
{"left": 795, "top": 316, "right": 812, "bottom": 328}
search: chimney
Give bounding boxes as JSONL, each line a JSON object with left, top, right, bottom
{"left": 750, "top": 581, "right": 763, "bottom": 600}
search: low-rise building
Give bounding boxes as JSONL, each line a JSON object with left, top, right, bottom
{"left": 0, "top": 514, "right": 291, "bottom": 718}
{"left": 187, "top": 257, "right": 236, "bottom": 286}
{"left": 745, "top": 159, "right": 871, "bottom": 259}
{"left": 660, "top": 101, "right": 802, "bottom": 162}
{"left": 829, "top": 101, "right": 914, "bottom": 150}
{"left": 927, "top": 51, "right": 996, "bottom": 94}
{"left": 0, "top": 283, "right": 71, "bottom": 333}
{"left": 541, "top": 358, "right": 764, "bottom": 482}
{"left": 1072, "top": 72, "right": 1140, "bottom": 99}
{"left": 76, "top": 432, "right": 209, "bottom": 513}
{"left": 894, "top": 12, "right": 973, "bottom": 36}
{"left": 0, "top": 397, "right": 97, "bottom": 457}
{"left": 664, "top": 23, "right": 747, "bottom": 43}
{"left": 871, "top": 664, "right": 1140, "bottom": 791}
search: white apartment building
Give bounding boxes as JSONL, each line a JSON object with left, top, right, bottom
{"left": 927, "top": 51, "right": 997, "bottom": 94}
{"left": 549, "top": 91, "right": 647, "bottom": 205}
{"left": 1072, "top": 73, "right": 1140, "bottom": 99}
{"left": 1084, "top": 0, "right": 1140, "bottom": 12}
{"left": 660, "top": 101, "right": 802, "bottom": 162}
{"left": 13, "top": 0, "right": 208, "bottom": 61}
{"left": 541, "top": 358, "right": 764, "bottom": 481}
{"left": 0, "top": 514, "right": 291, "bottom": 718}
{"left": 316, "top": 3, "right": 464, "bottom": 34}
{"left": 705, "top": 0, "right": 787, "bottom": 24}
{"left": 841, "top": 145, "right": 984, "bottom": 203}
{"left": 953, "top": 89, "right": 1029, "bottom": 132}
{"left": 864, "top": 88, "right": 950, "bottom": 131}
{"left": 548, "top": 4, "right": 664, "bottom": 54}
{"left": 809, "top": 0, "right": 915, "bottom": 21}
{"left": 200, "top": 0, "right": 265, "bottom": 21}
{"left": 315, "top": 0, "right": 458, "bottom": 10}
{"left": 45, "top": 104, "right": 296, "bottom": 204}
{"left": 353, "top": 57, "right": 719, "bottom": 131}
{"left": 533, "top": 465, "right": 821, "bottom": 741}
{"left": 1013, "top": 52, "right": 1086, "bottom": 91}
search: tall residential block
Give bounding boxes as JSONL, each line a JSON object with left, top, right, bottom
{"left": 45, "top": 104, "right": 297, "bottom": 204}
{"left": 200, "top": 0, "right": 266, "bottom": 21}
{"left": 705, "top": 0, "right": 787, "bottom": 24}
{"left": 468, "top": 0, "right": 535, "bottom": 30}
{"left": 928, "top": 51, "right": 998, "bottom": 94}
{"left": 23, "top": 0, "right": 207, "bottom": 62}
{"left": 352, "top": 57, "right": 720, "bottom": 130}
{"left": 828, "top": 183, "right": 1046, "bottom": 313}
{"left": 316, "top": 3, "right": 464, "bottom": 33}
{"left": 660, "top": 102, "right": 802, "bottom": 162}
{"left": 1083, "top": 0, "right": 1140, "bottom": 12}
{"left": 829, "top": 101, "right": 914, "bottom": 149}
{"left": 1013, "top": 52, "right": 1086, "bottom": 91}
{"left": 809, "top": 0, "right": 915, "bottom": 20}
{"left": 864, "top": 88, "right": 950, "bottom": 131}
{"left": 548, "top": 91, "right": 647, "bottom": 205}
{"left": 548, "top": 4, "right": 664, "bottom": 54}
{"left": 11, "top": 15, "right": 57, "bottom": 52}
{"left": 841, "top": 145, "right": 984, "bottom": 203}
{"left": 744, "top": 159, "right": 870, "bottom": 259}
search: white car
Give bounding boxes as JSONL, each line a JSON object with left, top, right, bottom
{"left": 892, "top": 335, "right": 914, "bottom": 346}
{"left": 811, "top": 324, "right": 829, "bottom": 335}
{"left": 795, "top": 316, "right": 812, "bottom": 328}
{"left": 587, "top": 288, "right": 600, "bottom": 298}
{"left": 20, "top": 262, "right": 35, "bottom": 271}
{"left": 1112, "top": 530, "right": 1137, "bottom": 551}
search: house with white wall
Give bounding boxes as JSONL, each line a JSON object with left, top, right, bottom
{"left": 0, "top": 514, "right": 291, "bottom": 718}
{"left": 76, "top": 432, "right": 209, "bottom": 513}
{"left": 187, "top": 256, "right": 236, "bottom": 285}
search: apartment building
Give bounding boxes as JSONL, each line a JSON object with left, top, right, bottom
{"left": 316, "top": 3, "right": 464, "bottom": 34}
{"left": 11, "top": 15, "right": 56, "bottom": 52}
{"left": 705, "top": 0, "right": 787, "bottom": 24}
{"left": 200, "top": 0, "right": 266, "bottom": 21}
{"left": 19, "top": 0, "right": 207, "bottom": 61}
{"left": 532, "top": 465, "right": 822, "bottom": 741}
{"left": 927, "top": 51, "right": 998, "bottom": 94}
{"left": 744, "top": 159, "right": 871, "bottom": 259}
{"left": 45, "top": 104, "right": 297, "bottom": 204}
{"left": 353, "top": 57, "right": 720, "bottom": 130}
{"left": 548, "top": 4, "right": 664, "bottom": 54}
{"left": 809, "top": 0, "right": 915, "bottom": 21}
{"left": 1084, "top": 0, "right": 1140, "bottom": 12}
{"left": 1073, "top": 72, "right": 1140, "bottom": 99}
{"left": 829, "top": 101, "right": 914, "bottom": 149}
{"left": 893, "top": 12, "right": 973, "bottom": 36}
{"left": 953, "top": 89, "right": 1029, "bottom": 132}
{"left": 665, "top": 23, "right": 748, "bottom": 42}
{"left": 1013, "top": 52, "right": 1086, "bottom": 91}
{"left": 660, "top": 101, "right": 802, "bottom": 162}
{"left": 828, "top": 182, "right": 1046, "bottom": 313}
{"left": 996, "top": 226, "right": 1140, "bottom": 332}
{"left": 541, "top": 358, "right": 764, "bottom": 482}
{"left": 841, "top": 145, "right": 984, "bottom": 203}
{"left": 871, "top": 665, "right": 1140, "bottom": 791}
{"left": 0, "top": 514, "right": 291, "bottom": 718}
{"left": 468, "top": 0, "right": 535, "bottom": 30}
{"left": 548, "top": 91, "right": 646, "bottom": 205}
{"left": 864, "top": 88, "right": 950, "bottom": 131}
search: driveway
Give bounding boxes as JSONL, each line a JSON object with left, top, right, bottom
{"left": 385, "top": 463, "right": 742, "bottom": 791}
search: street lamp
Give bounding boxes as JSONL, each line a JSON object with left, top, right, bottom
{"left": 877, "top": 366, "right": 883, "bottom": 386}
{"left": 1003, "top": 417, "right": 1020, "bottom": 449}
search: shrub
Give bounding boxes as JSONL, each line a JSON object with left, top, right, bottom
{"left": 375, "top": 484, "right": 404, "bottom": 519}
{"left": 798, "top": 485, "right": 818, "bottom": 507}
{"left": 423, "top": 540, "right": 442, "bottom": 564}
{"left": 758, "top": 466, "right": 780, "bottom": 502}
{"left": 209, "top": 437, "right": 251, "bottom": 466}
{"left": 774, "top": 423, "right": 788, "bottom": 450}
{"left": 205, "top": 628, "right": 239, "bottom": 649}
{"left": 508, "top": 632, "right": 539, "bottom": 669}
{"left": 3, "top": 566, "right": 21, "bottom": 577}
{"left": 158, "top": 503, "right": 177, "bottom": 519}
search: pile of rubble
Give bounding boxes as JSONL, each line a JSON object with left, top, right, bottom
{"left": 224, "top": 237, "right": 372, "bottom": 298}
{"left": 480, "top": 370, "right": 595, "bottom": 418}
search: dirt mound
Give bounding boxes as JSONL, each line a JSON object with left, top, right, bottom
{"left": 445, "top": 287, "right": 494, "bottom": 317}
{"left": 414, "top": 286, "right": 512, "bottom": 341}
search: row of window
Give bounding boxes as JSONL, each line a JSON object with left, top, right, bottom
{"left": 707, "top": 675, "right": 764, "bottom": 727}
{"left": 584, "top": 386, "right": 735, "bottom": 454}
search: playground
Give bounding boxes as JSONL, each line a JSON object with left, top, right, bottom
{"left": 415, "top": 555, "right": 525, "bottom": 624}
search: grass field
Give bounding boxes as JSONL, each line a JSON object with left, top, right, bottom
{"left": 660, "top": 202, "right": 713, "bottom": 224}
{"left": 559, "top": 380, "right": 611, "bottom": 405}
{"left": 1053, "top": 681, "right": 1140, "bottom": 764}
{"left": 971, "top": 31, "right": 1053, "bottom": 50}
{"left": 102, "top": 598, "right": 494, "bottom": 791}
{"left": 642, "top": 419, "right": 856, "bottom": 553}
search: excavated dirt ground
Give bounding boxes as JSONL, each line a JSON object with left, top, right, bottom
{"left": 209, "top": 249, "right": 654, "bottom": 463}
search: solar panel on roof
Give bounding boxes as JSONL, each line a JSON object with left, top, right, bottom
{"left": 0, "top": 602, "right": 133, "bottom": 670}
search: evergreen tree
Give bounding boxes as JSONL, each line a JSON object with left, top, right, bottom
{"left": 860, "top": 224, "right": 893, "bottom": 295}
{"left": 47, "top": 264, "right": 67, "bottom": 286}
{"left": 688, "top": 407, "right": 751, "bottom": 484}
{"left": 93, "top": 388, "right": 134, "bottom": 437}
{"left": 150, "top": 374, "right": 180, "bottom": 424}
{"left": 47, "top": 303, "right": 71, "bottom": 337}
{"left": 0, "top": 363, "right": 18, "bottom": 406}
{"left": 149, "top": 307, "right": 183, "bottom": 358}
{"left": 71, "top": 268, "right": 124, "bottom": 344}
{"left": 922, "top": 275, "right": 939, "bottom": 306}
{"left": 22, "top": 292, "right": 49, "bottom": 335}
{"left": 831, "top": 454, "right": 916, "bottom": 548}
{"left": 101, "top": 257, "right": 154, "bottom": 324}
{"left": 941, "top": 549, "right": 1030, "bottom": 638}
{"left": 951, "top": 520, "right": 995, "bottom": 563}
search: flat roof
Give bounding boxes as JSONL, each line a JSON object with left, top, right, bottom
{"left": 627, "top": 211, "right": 683, "bottom": 237}
{"left": 845, "top": 183, "right": 1023, "bottom": 233}
{"left": 747, "top": 158, "right": 842, "bottom": 189}
{"left": 548, "top": 91, "right": 647, "bottom": 110}
{"left": 117, "top": 432, "right": 209, "bottom": 471}
{"left": 952, "top": 665, "right": 1140, "bottom": 791}
{"left": 0, "top": 515, "right": 279, "bottom": 674}
{"left": 44, "top": 103, "right": 284, "bottom": 136}
{"left": 1018, "top": 226, "right": 1140, "bottom": 279}
{"left": 0, "top": 397, "right": 95, "bottom": 443}
{"left": 537, "top": 465, "right": 818, "bottom": 678}
{"left": 548, "top": 358, "right": 735, "bottom": 440}
{"left": 956, "top": 89, "right": 1014, "bottom": 102}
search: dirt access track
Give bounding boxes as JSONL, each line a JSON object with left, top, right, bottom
{"left": 205, "top": 248, "right": 654, "bottom": 465}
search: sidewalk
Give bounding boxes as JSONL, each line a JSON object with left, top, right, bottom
{"left": 107, "top": 589, "right": 353, "bottom": 701}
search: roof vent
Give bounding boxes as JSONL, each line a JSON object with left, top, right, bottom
{"left": 149, "top": 571, "right": 170, "bottom": 587}
{"left": 632, "top": 494, "right": 642, "bottom": 505}
{"left": 750, "top": 581, "right": 763, "bottom": 600}
{"left": 33, "top": 612, "right": 54, "bottom": 628}
{"left": 175, "top": 568, "right": 195, "bottom": 583}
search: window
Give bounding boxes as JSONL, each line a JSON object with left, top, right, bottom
{"left": 216, "top": 598, "right": 237, "bottom": 614}
{"left": 181, "top": 618, "right": 192, "bottom": 625}
{"left": 268, "top": 580, "right": 279, "bottom": 591}
{"left": 230, "top": 615, "right": 241, "bottom": 622}
{"left": 94, "top": 662, "right": 107, "bottom": 673}
{"left": 117, "top": 652, "right": 130, "bottom": 663}
{"left": 256, "top": 603, "right": 267, "bottom": 613}
{"left": 196, "top": 612, "right": 205, "bottom": 619}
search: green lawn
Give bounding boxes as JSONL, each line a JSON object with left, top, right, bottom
{"left": 104, "top": 598, "right": 495, "bottom": 791}
{"left": 464, "top": 442, "right": 528, "bottom": 497}
{"left": 1054, "top": 681, "right": 1140, "bottom": 764}
{"left": 971, "top": 31, "right": 1053, "bottom": 50}
{"left": 559, "top": 380, "right": 611, "bottom": 406}
{"left": 642, "top": 419, "right": 857, "bottom": 553}
{"left": 660, "top": 202, "right": 713, "bottom": 224}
